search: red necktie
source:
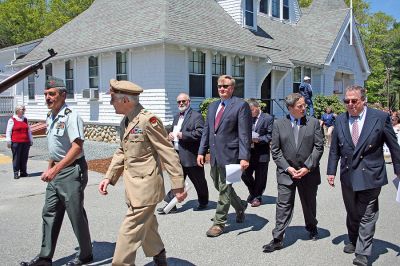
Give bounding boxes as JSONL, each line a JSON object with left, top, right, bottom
{"left": 351, "top": 116, "right": 359, "bottom": 146}
{"left": 214, "top": 102, "right": 225, "bottom": 129}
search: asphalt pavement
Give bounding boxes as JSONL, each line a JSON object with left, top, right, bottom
{"left": 0, "top": 140, "right": 399, "bottom": 266}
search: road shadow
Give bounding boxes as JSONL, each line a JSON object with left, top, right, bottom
{"left": 53, "top": 241, "right": 115, "bottom": 266}
{"left": 281, "top": 226, "right": 331, "bottom": 248}
{"left": 260, "top": 195, "right": 277, "bottom": 205}
{"left": 21, "top": 171, "right": 43, "bottom": 178}
{"left": 332, "top": 234, "right": 400, "bottom": 265}
{"left": 144, "top": 257, "right": 196, "bottom": 266}
{"left": 224, "top": 213, "right": 269, "bottom": 235}
{"left": 178, "top": 199, "right": 217, "bottom": 212}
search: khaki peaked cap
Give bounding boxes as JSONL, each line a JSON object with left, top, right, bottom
{"left": 109, "top": 79, "right": 143, "bottom": 95}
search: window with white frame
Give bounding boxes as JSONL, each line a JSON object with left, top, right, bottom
{"left": 65, "top": 60, "right": 74, "bottom": 99}
{"left": 212, "top": 54, "right": 227, "bottom": 97}
{"left": 45, "top": 63, "right": 52, "bottom": 79}
{"left": 116, "top": 51, "right": 128, "bottom": 81}
{"left": 189, "top": 51, "right": 205, "bottom": 97}
{"left": 259, "top": 0, "right": 269, "bottom": 14}
{"left": 293, "top": 66, "right": 312, "bottom": 93}
{"left": 304, "top": 67, "right": 311, "bottom": 78}
{"left": 28, "top": 74, "right": 35, "bottom": 100}
{"left": 283, "top": 0, "right": 289, "bottom": 20}
{"left": 272, "top": 0, "right": 280, "bottom": 18}
{"left": 232, "top": 56, "right": 245, "bottom": 98}
{"left": 244, "top": 0, "right": 254, "bottom": 27}
{"left": 88, "top": 56, "right": 99, "bottom": 88}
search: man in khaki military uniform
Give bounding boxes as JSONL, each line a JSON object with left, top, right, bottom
{"left": 98, "top": 79, "right": 186, "bottom": 266}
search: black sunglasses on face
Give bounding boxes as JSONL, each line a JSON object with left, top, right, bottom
{"left": 177, "top": 100, "right": 187, "bottom": 104}
{"left": 217, "top": 85, "right": 231, "bottom": 89}
{"left": 343, "top": 99, "right": 359, "bottom": 104}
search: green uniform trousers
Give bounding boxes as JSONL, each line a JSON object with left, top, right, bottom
{"left": 39, "top": 158, "right": 92, "bottom": 260}
{"left": 210, "top": 166, "right": 247, "bottom": 226}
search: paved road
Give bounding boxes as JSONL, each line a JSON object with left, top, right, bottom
{"left": 0, "top": 141, "right": 399, "bottom": 266}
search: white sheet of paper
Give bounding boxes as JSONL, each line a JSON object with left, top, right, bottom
{"left": 392, "top": 177, "right": 400, "bottom": 203}
{"left": 252, "top": 131, "right": 259, "bottom": 139}
{"left": 225, "top": 164, "right": 242, "bottom": 184}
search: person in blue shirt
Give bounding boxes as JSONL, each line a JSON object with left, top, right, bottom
{"left": 320, "top": 107, "right": 336, "bottom": 147}
{"left": 299, "top": 76, "right": 314, "bottom": 117}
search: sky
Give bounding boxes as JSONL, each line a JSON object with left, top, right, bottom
{"left": 368, "top": 0, "right": 400, "bottom": 21}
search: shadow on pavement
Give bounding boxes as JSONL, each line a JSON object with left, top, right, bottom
{"left": 225, "top": 213, "right": 269, "bottom": 235}
{"left": 144, "top": 257, "right": 196, "bottom": 266}
{"left": 53, "top": 241, "right": 115, "bottom": 266}
{"left": 282, "top": 226, "right": 331, "bottom": 248}
{"left": 332, "top": 234, "right": 400, "bottom": 265}
{"left": 24, "top": 171, "right": 43, "bottom": 178}
{"left": 179, "top": 199, "right": 217, "bottom": 212}
{"left": 261, "top": 195, "right": 277, "bottom": 205}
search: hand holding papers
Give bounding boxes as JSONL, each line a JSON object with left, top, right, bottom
{"left": 163, "top": 182, "right": 192, "bottom": 214}
{"left": 225, "top": 164, "right": 242, "bottom": 184}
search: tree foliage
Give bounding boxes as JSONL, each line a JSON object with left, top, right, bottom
{"left": 0, "top": 0, "right": 94, "bottom": 48}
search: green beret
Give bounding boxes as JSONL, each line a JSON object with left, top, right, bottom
{"left": 109, "top": 79, "right": 143, "bottom": 95}
{"left": 45, "top": 76, "right": 65, "bottom": 89}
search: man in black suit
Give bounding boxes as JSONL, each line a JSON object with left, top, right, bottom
{"left": 197, "top": 75, "right": 251, "bottom": 237}
{"left": 327, "top": 85, "right": 400, "bottom": 266}
{"left": 241, "top": 99, "right": 273, "bottom": 207}
{"left": 263, "top": 93, "right": 324, "bottom": 253}
{"left": 158, "top": 93, "right": 209, "bottom": 214}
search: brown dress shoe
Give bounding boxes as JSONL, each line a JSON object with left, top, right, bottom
{"left": 206, "top": 225, "right": 224, "bottom": 237}
{"left": 153, "top": 249, "right": 167, "bottom": 266}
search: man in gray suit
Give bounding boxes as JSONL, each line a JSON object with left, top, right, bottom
{"left": 197, "top": 75, "right": 251, "bottom": 237}
{"left": 263, "top": 93, "right": 324, "bottom": 253}
{"left": 158, "top": 93, "right": 209, "bottom": 214}
{"left": 327, "top": 85, "right": 400, "bottom": 266}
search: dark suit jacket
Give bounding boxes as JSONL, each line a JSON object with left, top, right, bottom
{"left": 172, "top": 108, "right": 204, "bottom": 167}
{"left": 327, "top": 107, "right": 400, "bottom": 191}
{"left": 198, "top": 96, "right": 252, "bottom": 167}
{"left": 271, "top": 115, "right": 324, "bottom": 186}
{"left": 252, "top": 112, "right": 274, "bottom": 162}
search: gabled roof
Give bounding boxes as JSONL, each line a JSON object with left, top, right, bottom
{"left": 15, "top": 0, "right": 366, "bottom": 72}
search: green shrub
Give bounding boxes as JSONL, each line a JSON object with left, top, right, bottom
{"left": 314, "top": 94, "right": 346, "bottom": 118}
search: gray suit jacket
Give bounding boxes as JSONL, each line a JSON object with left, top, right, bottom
{"left": 327, "top": 107, "right": 400, "bottom": 191}
{"left": 271, "top": 115, "right": 324, "bottom": 186}
{"left": 252, "top": 112, "right": 274, "bottom": 162}
{"left": 172, "top": 108, "right": 204, "bottom": 167}
{"left": 198, "top": 96, "right": 252, "bottom": 167}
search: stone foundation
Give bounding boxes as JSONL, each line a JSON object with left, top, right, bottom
{"left": 84, "top": 124, "right": 119, "bottom": 143}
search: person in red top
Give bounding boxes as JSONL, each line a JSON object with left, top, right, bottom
{"left": 6, "top": 105, "right": 33, "bottom": 179}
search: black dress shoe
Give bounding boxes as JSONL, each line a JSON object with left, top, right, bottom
{"left": 309, "top": 228, "right": 319, "bottom": 241}
{"left": 153, "top": 249, "right": 167, "bottom": 266}
{"left": 20, "top": 256, "right": 52, "bottom": 266}
{"left": 343, "top": 242, "right": 356, "bottom": 254}
{"left": 20, "top": 172, "right": 28, "bottom": 177}
{"left": 194, "top": 204, "right": 207, "bottom": 211}
{"left": 157, "top": 206, "right": 177, "bottom": 214}
{"left": 353, "top": 254, "right": 368, "bottom": 266}
{"left": 66, "top": 255, "right": 93, "bottom": 266}
{"left": 14, "top": 172, "right": 20, "bottom": 179}
{"left": 262, "top": 239, "right": 283, "bottom": 253}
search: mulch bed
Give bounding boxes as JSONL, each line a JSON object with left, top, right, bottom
{"left": 87, "top": 154, "right": 210, "bottom": 174}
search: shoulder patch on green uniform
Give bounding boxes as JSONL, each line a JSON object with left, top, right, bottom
{"left": 64, "top": 108, "right": 72, "bottom": 115}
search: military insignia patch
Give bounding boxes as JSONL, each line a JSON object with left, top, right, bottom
{"left": 130, "top": 127, "right": 143, "bottom": 134}
{"left": 64, "top": 108, "right": 72, "bottom": 115}
{"left": 56, "top": 122, "right": 65, "bottom": 129}
{"left": 150, "top": 116, "right": 158, "bottom": 126}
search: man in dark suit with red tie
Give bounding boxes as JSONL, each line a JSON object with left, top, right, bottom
{"left": 327, "top": 85, "right": 400, "bottom": 266}
{"left": 197, "top": 75, "right": 252, "bottom": 237}
{"left": 241, "top": 99, "right": 273, "bottom": 207}
{"left": 158, "top": 93, "right": 209, "bottom": 214}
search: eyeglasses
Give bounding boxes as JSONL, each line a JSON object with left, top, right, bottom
{"left": 217, "top": 84, "right": 231, "bottom": 89}
{"left": 177, "top": 100, "right": 187, "bottom": 104}
{"left": 343, "top": 99, "right": 359, "bottom": 105}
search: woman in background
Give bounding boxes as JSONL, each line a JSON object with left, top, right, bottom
{"left": 6, "top": 105, "right": 33, "bottom": 179}
{"left": 320, "top": 107, "right": 336, "bottom": 147}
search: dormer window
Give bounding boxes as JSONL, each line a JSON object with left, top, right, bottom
{"left": 272, "top": 0, "right": 280, "bottom": 18}
{"left": 260, "top": 0, "right": 268, "bottom": 15}
{"left": 283, "top": 0, "right": 289, "bottom": 20}
{"left": 260, "top": 0, "right": 290, "bottom": 21}
{"left": 244, "top": 0, "right": 254, "bottom": 27}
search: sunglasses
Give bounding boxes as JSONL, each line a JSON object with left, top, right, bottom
{"left": 217, "top": 84, "right": 231, "bottom": 89}
{"left": 177, "top": 100, "right": 188, "bottom": 104}
{"left": 343, "top": 99, "right": 359, "bottom": 104}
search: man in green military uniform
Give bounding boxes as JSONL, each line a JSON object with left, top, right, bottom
{"left": 20, "top": 76, "right": 93, "bottom": 266}
{"left": 98, "top": 79, "right": 186, "bottom": 266}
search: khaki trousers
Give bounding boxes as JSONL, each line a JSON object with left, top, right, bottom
{"left": 112, "top": 205, "right": 164, "bottom": 266}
